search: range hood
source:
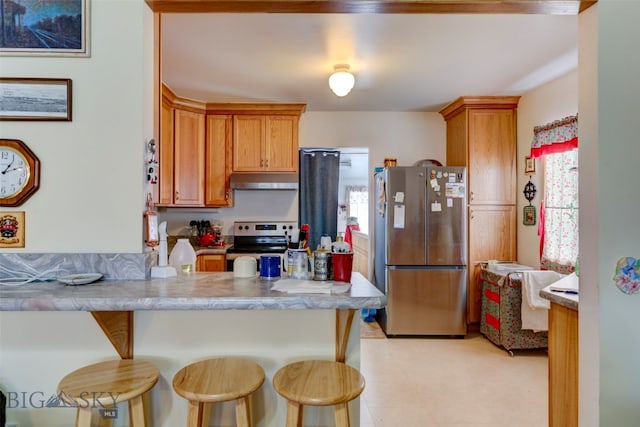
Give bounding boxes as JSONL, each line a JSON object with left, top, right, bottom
{"left": 230, "top": 172, "right": 299, "bottom": 190}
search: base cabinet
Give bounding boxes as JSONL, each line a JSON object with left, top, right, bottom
{"left": 351, "top": 231, "right": 369, "bottom": 280}
{"left": 548, "top": 302, "right": 579, "bottom": 427}
{"left": 196, "top": 254, "right": 226, "bottom": 272}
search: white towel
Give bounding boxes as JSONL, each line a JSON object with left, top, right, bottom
{"left": 520, "top": 270, "right": 566, "bottom": 332}
{"left": 271, "top": 279, "right": 351, "bottom": 294}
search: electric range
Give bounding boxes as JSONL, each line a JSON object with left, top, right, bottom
{"left": 225, "top": 221, "right": 297, "bottom": 271}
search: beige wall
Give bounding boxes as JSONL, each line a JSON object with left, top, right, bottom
{"left": 0, "top": 0, "right": 153, "bottom": 254}
{"left": 516, "top": 70, "right": 578, "bottom": 268}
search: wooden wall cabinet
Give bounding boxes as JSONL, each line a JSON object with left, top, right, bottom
{"left": 205, "top": 114, "right": 233, "bottom": 207}
{"left": 232, "top": 113, "right": 300, "bottom": 172}
{"left": 440, "top": 96, "right": 519, "bottom": 325}
{"left": 159, "top": 87, "right": 305, "bottom": 207}
{"left": 159, "top": 84, "right": 208, "bottom": 207}
{"left": 196, "top": 254, "right": 226, "bottom": 272}
{"left": 173, "top": 108, "right": 205, "bottom": 206}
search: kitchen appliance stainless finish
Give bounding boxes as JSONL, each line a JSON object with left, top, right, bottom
{"left": 373, "top": 166, "right": 467, "bottom": 336}
{"left": 230, "top": 172, "right": 298, "bottom": 190}
{"left": 225, "top": 221, "right": 297, "bottom": 271}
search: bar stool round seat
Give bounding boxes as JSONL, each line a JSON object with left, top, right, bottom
{"left": 57, "top": 359, "right": 160, "bottom": 427}
{"left": 172, "top": 357, "right": 265, "bottom": 427}
{"left": 273, "top": 360, "right": 365, "bottom": 427}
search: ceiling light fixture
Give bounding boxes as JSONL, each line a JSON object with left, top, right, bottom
{"left": 328, "top": 64, "right": 355, "bottom": 97}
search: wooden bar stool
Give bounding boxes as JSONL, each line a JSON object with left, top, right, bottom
{"left": 172, "top": 357, "right": 265, "bottom": 427}
{"left": 57, "top": 359, "right": 160, "bottom": 427}
{"left": 273, "top": 360, "right": 365, "bottom": 427}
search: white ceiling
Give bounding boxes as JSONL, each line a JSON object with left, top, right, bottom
{"left": 161, "top": 13, "right": 578, "bottom": 112}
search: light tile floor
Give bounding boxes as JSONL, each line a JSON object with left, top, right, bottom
{"left": 359, "top": 325, "right": 548, "bottom": 427}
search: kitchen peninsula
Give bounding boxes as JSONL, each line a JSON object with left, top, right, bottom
{"left": 540, "top": 277, "right": 579, "bottom": 427}
{"left": 1, "top": 270, "right": 385, "bottom": 427}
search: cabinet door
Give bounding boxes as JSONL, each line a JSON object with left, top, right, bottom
{"left": 233, "top": 115, "right": 264, "bottom": 171}
{"left": 468, "top": 109, "right": 516, "bottom": 205}
{"left": 196, "top": 254, "right": 226, "bottom": 272}
{"left": 265, "top": 115, "right": 298, "bottom": 171}
{"left": 158, "top": 98, "right": 175, "bottom": 205}
{"left": 205, "top": 115, "right": 232, "bottom": 206}
{"left": 467, "top": 205, "right": 516, "bottom": 323}
{"left": 174, "top": 109, "right": 205, "bottom": 206}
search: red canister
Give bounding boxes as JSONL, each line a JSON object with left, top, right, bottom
{"left": 332, "top": 252, "right": 353, "bottom": 283}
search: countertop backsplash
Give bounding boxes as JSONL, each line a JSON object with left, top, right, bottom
{"left": 0, "top": 253, "right": 153, "bottom": 281}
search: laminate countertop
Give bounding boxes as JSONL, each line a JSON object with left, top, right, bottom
{"left": 540, "top": 273, "right": 579, "bottom": 311}
{"left": 0, "top": 272, "right": 386, "bottom": 312}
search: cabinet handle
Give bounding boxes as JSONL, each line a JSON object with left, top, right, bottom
{"left": 265, "top": 159, "right": 269, "bottom": 168}
{"left": 225, "top": 191, "right": 229, "bottom": 200}
{"left": 260, "top": 159, "right": 264, "bottom": 167}
{"left": 470, "top": 191, "right": 474, "bottom": 202}
{"left": 175, "top": 191, "right": 179, "bottom": 200}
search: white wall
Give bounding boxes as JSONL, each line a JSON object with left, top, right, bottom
{"left": 592, "top": 2, "right": 640, "bottom": 425}
{"left": 516, "top": 70, "right": 578, "bottom": 268}
{"left": 0, "top": 0, "right": 152, "bottom": 254}
{"left": 578, "top": 4, "right": 599, "bottom": 426}
{"left": 159, "top": 111, "right": 445, "bottom": 236}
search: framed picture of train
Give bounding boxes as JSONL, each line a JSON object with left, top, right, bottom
{"left": 0, "top": 0, "right": 90, "bottom": 57}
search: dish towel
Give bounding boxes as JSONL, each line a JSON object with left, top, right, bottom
{"left": 520, "top": 270, "right": 566, "bottom": 332}
{"left": 271, "top": 279, "right": 351, "bottom": 294}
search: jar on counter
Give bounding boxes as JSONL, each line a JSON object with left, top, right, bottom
{"left": 313, "top": 250, "right": 331, "bottom": 281}
{"left": 169, "top": 239, "right": 197, "bottom": 273}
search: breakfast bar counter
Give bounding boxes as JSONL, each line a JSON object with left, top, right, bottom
{"left": 0, "top": 272, "right": 385, "bottom": 312}
{"left": 1, "top": 272, "right": 385, "bottom": 360}
{"left": 1, "top": 272, "right": 385, "bottom": 427}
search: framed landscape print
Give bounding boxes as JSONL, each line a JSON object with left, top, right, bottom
{"left": 0, "top": 78, "right": 72, "bottom": 121}
{"left": 0, "top": 0, "right": 90, "bottom": 57}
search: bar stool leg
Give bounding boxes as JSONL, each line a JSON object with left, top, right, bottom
{"left": 129, "top": 395, "right": 145, "bottom": 426}
{"left": 186, "top": 400, "right": 207, "bottom": 427}
{"left": 235, "top": 395, "right": 252, "bottom": 427}
{"left": 334, "top": 402, "right": 350, "bottom": 427}
{"left": 76, "top": 407, "right": 92, "bottom": 427}
{"left": 201, "top": 402, "right": 212, "bottom": 427}
{"left": 285, "top": 401, "right": 303, "bottom": 427}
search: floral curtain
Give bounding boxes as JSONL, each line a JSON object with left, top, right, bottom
{"left": 531, "top": 115, "right": 579, "bottom": 274}
{"left": 530, "top": 115, "right": 578, "bottom": 159}
{"left": 539, "top": 150, "right": 579, "bottom": 274}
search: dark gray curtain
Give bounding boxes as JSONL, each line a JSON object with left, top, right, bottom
{"left": 299, "top": 148, "right": 340, "bottom": 251}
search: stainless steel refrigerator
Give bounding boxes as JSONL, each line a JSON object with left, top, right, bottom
{"left": 373, "top": 166, "right": 467, "bottom": 336}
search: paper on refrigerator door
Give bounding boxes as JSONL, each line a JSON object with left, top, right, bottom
{"left": 393, "top": 204, "right": 405, "bottom": 228}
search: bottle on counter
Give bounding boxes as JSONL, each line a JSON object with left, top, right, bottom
{"left": 169, "top": 238, "right": 197, "bottom": 274}
{"left": 331, "top": 235, "right": 351, "bottom": 253}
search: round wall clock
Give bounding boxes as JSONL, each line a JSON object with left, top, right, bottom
{"left": 0, "top": 139, "right": 41, "bottom": 207}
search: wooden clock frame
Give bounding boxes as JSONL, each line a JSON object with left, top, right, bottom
{"left": 0, "top": 139, "right": 41, "bottom": 207}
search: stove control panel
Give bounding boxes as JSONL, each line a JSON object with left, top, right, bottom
{"left": 233, "top": 221, "right": 297, "bottom": 236}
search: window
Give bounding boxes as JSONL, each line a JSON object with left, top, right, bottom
{"left": 540, "top": 149, "right": 579, "bottom": 273}
{"left": 531, "top": 115, "right": 578, "bottom": 274}
{"left": 346, "top": 186, "right": 368, "bottom": 234}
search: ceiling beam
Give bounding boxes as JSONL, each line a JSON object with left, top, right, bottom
{"left": 144, "top": 0, "right": 596, "bottom": 15}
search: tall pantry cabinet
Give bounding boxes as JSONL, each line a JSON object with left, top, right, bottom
{"left": 439, "top": 96, "right": 520, "bottom": 325}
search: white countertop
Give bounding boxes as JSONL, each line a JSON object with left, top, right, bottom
{"left": 0, "top": 272, "right": 386, "bottom": 311}
{"left": 540, "top": 273, "right": 579, "bottom": 311}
